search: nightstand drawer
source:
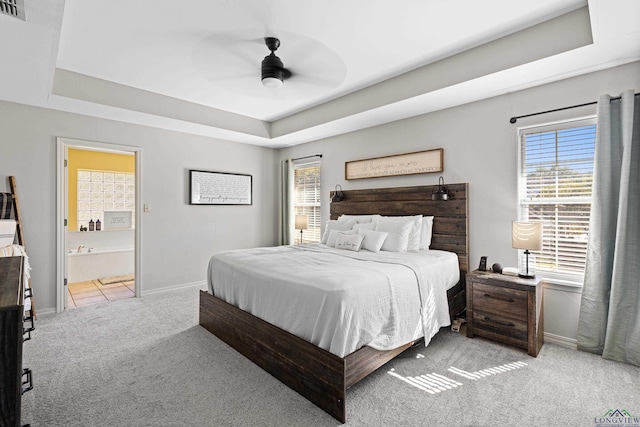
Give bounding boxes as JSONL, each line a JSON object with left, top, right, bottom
{"left": 472, "top": 283, "right": 527, "bottom": 319}
{"left": 473, "top": 310, "right": 528, "bottom": 344}
{"left": 466, "top": 270, "right": 543, "bottom": 357}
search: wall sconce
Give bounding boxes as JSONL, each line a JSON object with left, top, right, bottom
{"left": 331, "top": 184, "right": 344, "bottom": 202}
{"left": 431, "top": 176, "right": 449, "bottom": 201}
{"left": 295, "top": 215, "right": 308, "bottom": 244}
{"left": 512, "top": 221, "right": 542, "bottom": 278}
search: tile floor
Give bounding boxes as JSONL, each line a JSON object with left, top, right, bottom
{"left": 67, "top": 278, "right": 135, "bottom": 308}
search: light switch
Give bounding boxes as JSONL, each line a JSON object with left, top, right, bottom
{"left": 144, "top": 204, "right": 151, "bottom": 213}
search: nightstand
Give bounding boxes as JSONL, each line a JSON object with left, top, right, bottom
{"left": 466, "top": 270, "right": 543, "bottom": 357}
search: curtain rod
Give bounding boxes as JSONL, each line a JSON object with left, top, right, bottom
{"left": 286, "top": 154, "right": 323, "bottom": 162}
{"left": 509, "top": 93, "right": 640, "bottom": 124}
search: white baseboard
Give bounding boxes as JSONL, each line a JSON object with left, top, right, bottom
{"left": 544, "top": 332, "right": 577, "bottom": 350}
{"left": 140, "top": 280, "right": 207, "bottom": 296}
{"left": 36, "top": 280, "right": 208, "bottom": 314}
{"left": 35, "top": 307, "right": 57, "bottom": 316}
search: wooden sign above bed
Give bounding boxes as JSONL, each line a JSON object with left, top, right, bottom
{"left": 345, "top": 149, "right": 443, "bottom": 180}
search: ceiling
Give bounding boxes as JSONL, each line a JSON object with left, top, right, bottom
{"left": 1, "top": 0, "right": 639, "bottom": 147}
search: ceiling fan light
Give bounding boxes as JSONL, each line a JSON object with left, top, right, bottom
{"left": 261, "top": 52, "right": 285, "bottom": 89}
{"left": 262, "top": 76, "right": 283, "bottom": 88}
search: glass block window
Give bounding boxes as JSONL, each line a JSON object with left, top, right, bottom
{"left": 77, "top": 169, "right": 135, "bottom": 230}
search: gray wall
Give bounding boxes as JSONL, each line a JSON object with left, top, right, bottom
{"left": 0, "top": 102, "right": 278, "bottom": 311}
{"left": 2, "top": 60, "right": 638, "bottom": 341}
{"left": 278, "top": 61, "right": 640, "bottom": 344}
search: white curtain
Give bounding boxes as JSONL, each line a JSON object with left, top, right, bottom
{"left": 279, "top": 158, "right": 294, "bottom": 245}
{"left": 577, "top": 90, "right": 640, "bottom": 366}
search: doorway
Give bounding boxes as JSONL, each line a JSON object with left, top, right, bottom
{"left": 56, "top": 138, "right": 142, "bottom": 312}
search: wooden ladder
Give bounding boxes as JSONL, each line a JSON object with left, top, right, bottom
{"left": 8, "top": 177, "right": 25, "bottom": 247}
{"left": 8, "top": 176, "right": 35, "bottom": 318}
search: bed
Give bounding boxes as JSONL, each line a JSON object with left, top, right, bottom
{"left": 199, "top": 183, "right": 469, "bottom": 422}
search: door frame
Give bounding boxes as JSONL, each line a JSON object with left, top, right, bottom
{"left": 56, "top": 137, "right": 143, "bottom": 313}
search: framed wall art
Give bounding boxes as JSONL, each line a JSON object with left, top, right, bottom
{"left": 189, "top": 170, "right": 252, "bottom": 205}
{"left": 345, "top": 148, "right": 443, "bottom": 180}
{"left": 103, "top": 211, "right": 133, "bottom": 230}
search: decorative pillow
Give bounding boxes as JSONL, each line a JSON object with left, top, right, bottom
{"left": 327, "top": 229, "right": 357, "bottom": 247}
{"left": 420, "top": 216, "right": 435, "bottom": 250}
{"left": 375, "top": 219, "right": 413, "bottom": 252}
{"left": 377, "top": 215, "right": 423, "bottom": 251}
{"left": 335, "top": 233, "right": 365, "bottom": 251}
{"left": 338, "top": 214, "right": 382, "bottom": 224}
{"left": 321, "top": 219, "right": 357, "bottom": 244}
{"left": 358, "top": 229, "right": 389, "bottom": 252}
{"left": 353, "top": 222, "right": 376, "bottom": 232}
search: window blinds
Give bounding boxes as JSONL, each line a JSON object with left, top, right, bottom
{"left": 519, "top": 119, "right": 596, "bottom": 279}
{"left": 294, "top": 163, "right": 321, "bottom": 243}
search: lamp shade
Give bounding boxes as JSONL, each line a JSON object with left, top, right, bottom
{"left": 512, "top": 221, "right": 542, "bottom": 251}
{"left": 295, "top": 214, "right": 308, "bottom": 230}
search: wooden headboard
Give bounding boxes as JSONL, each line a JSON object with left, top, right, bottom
{"left": 329, "top": 183, "right": 469, "bottom": 270}
{"left": 330, "top": 183, "right": 469, "bottom": 317}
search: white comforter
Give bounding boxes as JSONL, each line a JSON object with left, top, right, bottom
{"left": 207, "top": 244, "right": 459, "bottom": 357}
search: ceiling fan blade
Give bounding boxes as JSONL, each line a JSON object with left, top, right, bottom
{"left": 192, "top": 34, "right": 264, "bottom": 83}
{"left": 273, "top": 33, "right": 347, "bottom": 89}
{"left": 215, "top": 73, "right": 255, "bottom": 83}
{"left": 287, "top": 72, "right": 341, "bottom": 89}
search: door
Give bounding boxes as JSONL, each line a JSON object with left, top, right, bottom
{"left": 56, "top": 138, "right": 142, "bottom": 313}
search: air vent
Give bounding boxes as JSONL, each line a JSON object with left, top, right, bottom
{"left": 0, "top": 0, "right": 25, "bottom": 21}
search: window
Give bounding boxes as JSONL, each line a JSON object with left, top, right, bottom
{"left": 293, "top": 162, "right": 321, "bottom": 243}
{"left": 518, "top": 118, "right": 596, "bottom": 283}
{"left": 77, "top": 169, "right": 135, "bottom": 230}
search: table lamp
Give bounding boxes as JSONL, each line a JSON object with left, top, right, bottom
{"left": 512, "top": 221, "right": 542, "bottom": 279}
{"left": 295, "top": 214, "right": 308, "bottom": 244}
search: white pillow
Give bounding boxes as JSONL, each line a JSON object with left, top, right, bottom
{"left": 378, "top": 215, "right": 423, "bottom": 251}
{"left": 338, "top": 214, "right": 382, "bottom": 224}
{"left": 420, "top": 216, "right": 435, "bottom": 250}
{"left": 358, "top": 229, "right": 388, "bottom": 252}
{"left": 327, "top": 229, "right": 357, "bottom": 247}
{"left": 321, "top": 219, "right": 357, "bottom": 244}
{"left": 353, "top": 222, "right": 376, "bottom": 232}
{"left": 375, "top": 219, "right": 413, "bottom": 252}
{"left": 335, "top": 233, "right": 365, "bottom": 251}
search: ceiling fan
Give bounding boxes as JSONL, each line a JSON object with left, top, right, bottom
{"left": 191, "top": 30, "right": 346, "bottom": 100}
{"left": 261, "top": 37, "right": 291, "bottom": 88}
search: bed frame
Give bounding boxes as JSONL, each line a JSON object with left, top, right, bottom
{"left": 199, "top": 183, "right": 469, "bottom": 423}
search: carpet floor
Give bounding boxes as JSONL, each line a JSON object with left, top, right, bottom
{"left": 22, "top": 288, "right": 639, "bottom": 426}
